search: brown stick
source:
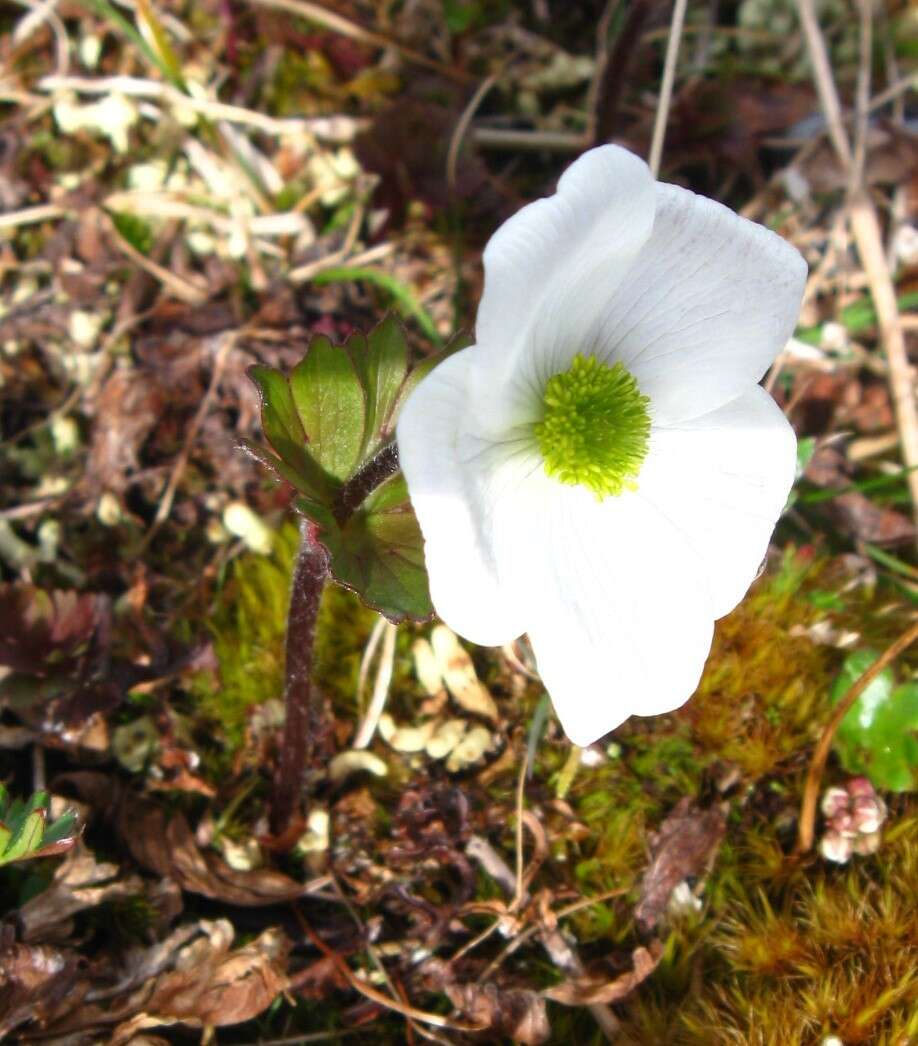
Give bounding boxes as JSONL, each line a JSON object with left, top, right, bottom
{"left": 270, "top": 520, "right": 330, "bottom": 836}
{"left": 796, "top": 618, "right": 918, "bottom": 854}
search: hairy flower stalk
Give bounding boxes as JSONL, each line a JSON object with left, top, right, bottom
{"left": 397, "top": 145, "right": 806, "bottom": 746}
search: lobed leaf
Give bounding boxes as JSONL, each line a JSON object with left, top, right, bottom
{"left": 298, "top": 473, "right": 432, "bottom": 623}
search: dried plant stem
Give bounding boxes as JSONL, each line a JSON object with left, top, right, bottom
{"left": 796, "top": 617, "right": 918, "bottom": 854}
{"left": 352, "top": 619, "right": 397, "bottom": 749}
{"left": 270, "top": 521, "right": 330, "bottom": 835}
{"left": 648, "top": 0, "right": 688, "bottom": 176}
{"left": 796, "top": 0, "right": 918, "bottom": 544}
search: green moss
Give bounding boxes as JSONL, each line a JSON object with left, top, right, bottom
{"left": 188, "top": 521, "right": 379, "bottom": 755}
{"left": 187, "top": 523, "right": 298, "bottom": 751}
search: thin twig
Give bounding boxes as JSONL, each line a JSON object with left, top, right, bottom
{"left": 39, "top": 74, "right": 365, "bottom": 139}
{"left": 648, "top": 0, "right": 689, "bottom": 176}
{"left": 293, "top": 909, "right": 486, "bottom": 1033}
{"left": 102, "top": 210, "right": 209, "bottom": 305}
{"left": 796, "top": 617, "right": 918, "bottom": 854}
{"left": 848, "top": 0, "right": 871, "bottom": 197}
{"left": 446, "top": 71, "right": 499, "bottom": 195}
{"left": 0, "top": 203, "right": 65, "bottom": 230}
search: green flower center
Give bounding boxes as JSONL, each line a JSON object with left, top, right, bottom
{"left": 534, "top": 354, "right": 651, "bottom": 499}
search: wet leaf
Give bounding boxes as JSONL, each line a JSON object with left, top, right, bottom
{"left": 832, "top": 650, "right": 918, "bottom": 792}
{"left": 346, "top": 314, "right": 409, "bottom": 458}
{"left": 248, "top": 318, "right": 413, "bottom": 506}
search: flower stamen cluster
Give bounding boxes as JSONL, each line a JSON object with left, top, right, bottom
{"left": 534, "top": 354, "right": 651, "bottom": 499}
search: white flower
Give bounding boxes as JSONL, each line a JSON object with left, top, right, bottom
{"left": 396, "top": 146, "right": 806, "bottom": 746}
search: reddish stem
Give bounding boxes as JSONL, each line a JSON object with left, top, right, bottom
{"left": 270, "top": 520, "right": 330, "bottom": 836}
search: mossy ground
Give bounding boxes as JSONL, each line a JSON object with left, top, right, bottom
{"left": 189, "top": 531, "right": 916, "bottom": 1043}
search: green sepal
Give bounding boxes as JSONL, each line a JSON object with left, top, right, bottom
{"left": 831, "top": 650, "right": 918, "bottom": 793}
{"left": 393, "top": 329, "right": 472, "bottom": 417}
{"left": 297, "top": 473, "right": 433, "bottom": 623}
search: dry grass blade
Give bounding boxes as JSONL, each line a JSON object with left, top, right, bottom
{"left": 648, "top": 0, "right": 689, "bottom": 175}
{"left": 795, "top": 0, "right": 918, "bottom": 544}
{"left": 245, "top": 0, "right": 475, "bottom": 84}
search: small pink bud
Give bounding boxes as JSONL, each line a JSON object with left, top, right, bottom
{"left": 819, "top": 829, "right": 852, "bottom": 864}
{"left": 846, "top": 776, "right": 875, "bottom": 799}
{"left": 820, "top": 786, "right": 850, "bottom": 819}
{"left": 851, "top": 831, "right": 881, "bottom": 857}
{"left": 851, "top": 794, "right": 887, "bottom": 835}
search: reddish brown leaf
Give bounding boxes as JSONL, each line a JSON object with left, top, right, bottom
{"left": 118, "top": 794, "right": 309, "bottom": 906}
{"left": 110, "top": 925, "right": 289, "bottom": 1039}
{"left": 0, "top": 933, "right": 84, "bottom": 1039}
{"left": 446, "top": 982, "right": 550, "bottom": 1044}
{"left": 634, "top": 799, "right": 726, "bottom": 933}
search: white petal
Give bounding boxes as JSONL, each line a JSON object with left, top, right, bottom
{"left": 476, "top": 146, "right": 656, "bottom": 373}
{"left": 493, "top": 477, "right": 714, "bottom": 747}
{"left": 589, "top": 183, "right": 806, "bottom": 423}
{"left": 637, "top": 385, "right": 797, "bottom": 619}
{"left": 396, "top": 346, "right": 534, "bottom": 646}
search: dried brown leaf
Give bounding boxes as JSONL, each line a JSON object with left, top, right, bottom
{"left": 119, "top": 794, "right": 309, "bottom": 906}
{"left": 445, "top": 982, "right": 550, "bottom": 1044}
{"left": 18, "top": 844, "right": 146, "bottom": 943}
{"left": 110, "top": 925, "right": 289, "bottom": 1039}
{"left": 543, "top": 944, "right": 662, "bottom": 1006}
{"left": 634, "top": 799, "right": 726, "bottom": 933}
{"left": 0, "top": 932, "right": 84, "bottom": 1039}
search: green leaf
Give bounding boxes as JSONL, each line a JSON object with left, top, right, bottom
{"left": 290, "top": 337, "right": 367, "bottom": 482}
{"left": 348, "top": 315, "right": 409, "bottom": 458}
{"left": 832, "top": 649, "right": 918, "bottom": 793}
{"left": 312, "top": 267, "right": 443, "bottom": 346}
{"left": 248, "top": 365, "right": 333, "bottom": 500}
{"left": 78, "top": 0, "right": 185, "bottom": 90}
{"left": 299, "top": 473, "right": 432, "bottom": 622}
{"left": 3, "top": 809, "right": 45, "bottom": 863}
